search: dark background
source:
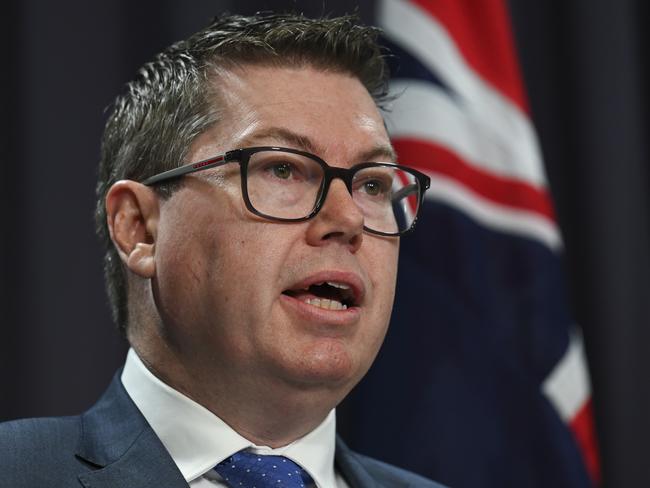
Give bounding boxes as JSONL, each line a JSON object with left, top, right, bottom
{"left": 2, "top": 1, "right": 649, "bottom": 486}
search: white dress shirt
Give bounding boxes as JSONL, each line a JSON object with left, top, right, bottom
{"left": 121, "top": 348, "right": 350, "bottom": 488}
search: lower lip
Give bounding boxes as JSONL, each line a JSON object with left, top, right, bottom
{"left": 279, "top": 294, "right": 361, "bottom": 327}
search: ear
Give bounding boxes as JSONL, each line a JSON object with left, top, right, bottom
{"left": 105, "top": 180, "right": 160, "bottom": 279}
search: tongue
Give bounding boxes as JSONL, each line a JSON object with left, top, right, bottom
{"left": 285, "top": 284, "right": 344, "bottom": 300}
{"left": 283, "top": 289, "right": 318, "bottom": 301}
{"left": 283, "top": 289, "right": 347, "bottom": 310}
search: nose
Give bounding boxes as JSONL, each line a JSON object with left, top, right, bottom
{"left": 305, "top": 179, "right": 364, "bottom": 252}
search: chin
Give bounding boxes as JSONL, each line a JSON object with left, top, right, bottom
{"left": 282, "top": 338, "right": 363, "bottom": 390}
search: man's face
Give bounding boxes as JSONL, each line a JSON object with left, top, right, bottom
{"left": 152, "top": 65, "right": 399, "bottom": 399}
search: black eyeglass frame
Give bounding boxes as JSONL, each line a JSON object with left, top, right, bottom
{"left": 141, "top": 146, "right": 431, "bottom": 237}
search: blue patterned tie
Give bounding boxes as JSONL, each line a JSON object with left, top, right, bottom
{"left": 214, "top": 451, "right": 314, "bottom": 488}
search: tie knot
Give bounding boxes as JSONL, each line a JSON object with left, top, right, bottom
{"left": 215, "top": 451, "right": 313, "bottom": 488}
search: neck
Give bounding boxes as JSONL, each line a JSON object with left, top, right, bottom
{"left": 209, "top": 390, "right": 335, "bottom": 448}
{"left": 131, "top": 338, "right": 344, "bottom": 448}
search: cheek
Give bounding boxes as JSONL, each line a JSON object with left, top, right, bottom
{"left": 154, "top": 222, "right": 220, "bottom": 333}
{"left": 357, "top": 239, "right": 399, "bottom": 349}
{"left": 207, "top": 222, "right": 296, "bottom": 317}
{"left": 154, "top": 190, "right": 241, "bottom": 325}
{"left": 369, "top": 238, "right": 399, "bottom": 303}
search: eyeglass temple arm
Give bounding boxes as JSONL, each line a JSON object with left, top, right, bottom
{"left": 141, "top": 155, "right": 227, "bottom": 186}
{"left": 391, "top": 183, "right": 419, "bottom": 203}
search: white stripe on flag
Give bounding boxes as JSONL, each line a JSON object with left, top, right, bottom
{"left": 542, "top": 331, "right": 591, "bottom": 421}
{"left": 384, "top": 80, "right": 545, "bottom": 188}
{"left": 379, "top": 0, "right": 547, "bottom": 188}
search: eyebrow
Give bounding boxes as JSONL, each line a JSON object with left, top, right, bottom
{"left": 237, "top": 127, "right": 398, "bottom": 163}
{"left": 238, "top": 128, "right": 319, "bottom": 154}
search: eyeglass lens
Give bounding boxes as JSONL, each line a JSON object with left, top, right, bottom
{"left": 245, "top": 150, "right": 421, "bottom": 234}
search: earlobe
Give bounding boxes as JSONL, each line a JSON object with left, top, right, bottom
{"left": 106, "top": 180, "right": 159, "bottom": 279}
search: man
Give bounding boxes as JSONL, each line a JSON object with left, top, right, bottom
{"left": 0, "top": 12, "right": 443, "bottom": 488}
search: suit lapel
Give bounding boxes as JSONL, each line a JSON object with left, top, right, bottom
{"left": 75, "top": 373, "right": 188, "bottom": 488}
{"left": 77, "top": 428, "right": 188, "bottom": 488}
{"left": 335, "top": 436, "right": 397, "bottom": 488}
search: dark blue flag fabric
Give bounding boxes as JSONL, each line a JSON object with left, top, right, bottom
{"left": 342, "top": 1, "right": 599, "bottom": 487}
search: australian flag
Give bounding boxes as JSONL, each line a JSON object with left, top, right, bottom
{"left": 342, "top": 1, "right": 599, "bottom": 487}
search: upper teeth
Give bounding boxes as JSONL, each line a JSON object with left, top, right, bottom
{"left": 302, "top": 281, "right": 351, "bottom": 291}
{"left": 324, "top": 281, "right": 351, "bottom": 290}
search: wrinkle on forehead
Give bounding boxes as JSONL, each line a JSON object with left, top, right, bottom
{"left": 196, "top": 64, "right": 392, "bottom": 164}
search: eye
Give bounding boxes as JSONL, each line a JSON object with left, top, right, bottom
{"left": 271, "top": 162, "right": 293, "bottom": 180}
{"left": 355, "top": 172, "right": 392, "bottom": 198}
{"left": 248, "top": 151, "right": 320, "bottom": 185}
{"left": 362, "top": 179, "right": 384, "bottom": 196}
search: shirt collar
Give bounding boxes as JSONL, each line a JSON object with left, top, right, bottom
{"left": 121, "top": 348, "right": 339, "bottom": 488}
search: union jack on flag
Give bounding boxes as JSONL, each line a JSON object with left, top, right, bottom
{"left": 343, "top": 1, "right": 599, "bottom": 486}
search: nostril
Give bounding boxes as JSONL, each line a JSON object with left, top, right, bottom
{"left": 320, "top": 228, "right": 363, "bottom": 250}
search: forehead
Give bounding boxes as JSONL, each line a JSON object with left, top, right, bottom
{"left": 187, "top": 64, "right": 393, "bottom": 163}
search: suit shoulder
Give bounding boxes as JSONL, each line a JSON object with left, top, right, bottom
{"left": 345, "top": 449, "right": 447, "bottom": 487}
{"left": 0, "top": 416, "right": 81, "bottom": 468}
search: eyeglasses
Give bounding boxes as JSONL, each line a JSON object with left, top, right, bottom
{"left": 141, "top": 146, "right": 430, "bottom": 236}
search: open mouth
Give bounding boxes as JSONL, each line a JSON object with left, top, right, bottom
{"left": 282, "top": 281, "right": 357, "bottom": 311}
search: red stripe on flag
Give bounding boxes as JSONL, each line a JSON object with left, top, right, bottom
{"left": 393, "top": 138, "right": 555, "bottom": 220}
{"left": 410, "top": 0, "right": 528, "bottom": 112}
{"left": 570, "top": 400, "right": 601, "bottom": 484}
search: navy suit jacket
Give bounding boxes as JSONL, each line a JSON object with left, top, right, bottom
{"left": 0, "top": 373, "right": 445, "bottom": 487}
